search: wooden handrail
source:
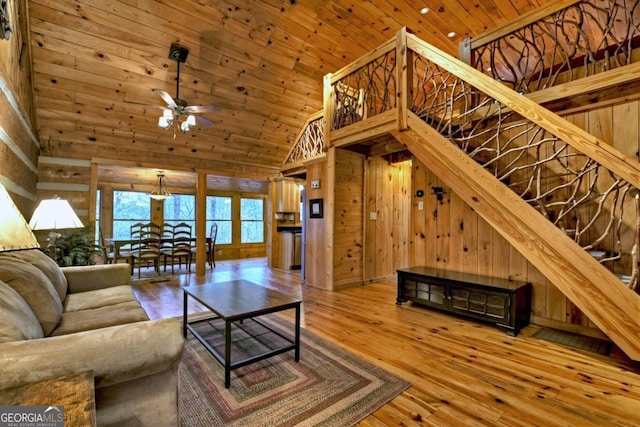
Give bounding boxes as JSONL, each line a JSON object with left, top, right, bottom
{"left": 281, "top": 110, "right": 324, "bottom": 169}
{"left": 328, "top": 38, "right": 396, "bottom": 84}
{"left": 466, "top": 0, "right": 582, "bottom": 50}
{"left": 407, "top": 33, "right": 640, "bottom": 189}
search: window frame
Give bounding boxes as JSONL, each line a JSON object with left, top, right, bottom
{"left": 240, "top": 197, "right": 265, "bottom": 244}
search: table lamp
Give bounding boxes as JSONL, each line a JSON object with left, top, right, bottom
{"left": 0, "top": 182, "right": 40, "bottom": 252}
{"left": 29, "top": 195, "right": 84, "bottom": 257}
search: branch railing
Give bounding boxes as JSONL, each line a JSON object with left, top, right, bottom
{"left": 463, "top": 0, "right": 640, "bottom": 93}
{"left": 282, "top": 113, "right": 325, "bottom": 168}
{"left": 326, "top": 28, "right": 640, "bottom": 293}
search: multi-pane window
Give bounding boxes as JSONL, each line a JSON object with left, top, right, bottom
{"left": 206, "top": 196, "right": 231, "bottom": 244}
{"left": 163, "top": 194, "right": 195, "bottom": 228}
{"left": 240, "top": 198, "right": 264, "bottom": 243}
{"left": 112, "top": 191, "right": 151, "bottom": 239}
{"left": 95, "top": 189, "right": 101, "bottom": 244}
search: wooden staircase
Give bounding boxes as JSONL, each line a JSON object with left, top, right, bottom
{"left": 284, "top": 26, "right": 640, "bottom": 360}
{"left": 392, "top": 114, "right": 640, "bottom": 360}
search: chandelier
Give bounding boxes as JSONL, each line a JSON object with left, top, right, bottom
{"left": 149, "top": 173, "right": 171, "bottom": 201}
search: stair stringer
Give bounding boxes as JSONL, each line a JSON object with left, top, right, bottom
{"left": 392, "top": 112, "right": 640, "bottom": 360}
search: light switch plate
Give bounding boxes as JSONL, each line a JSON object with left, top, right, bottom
{"left": 311, "top": 179, "right": 320, "bottom": 189}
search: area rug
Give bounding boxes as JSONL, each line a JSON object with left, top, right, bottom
{"left": 532, "top": 327, "right": 612, "bottom": 355}
{"left": 179, "top": 315, "right": 410, "bottom": 426}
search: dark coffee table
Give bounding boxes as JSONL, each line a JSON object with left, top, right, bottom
{"left": 182, "top": 280, "right": 301, "bottom": 388}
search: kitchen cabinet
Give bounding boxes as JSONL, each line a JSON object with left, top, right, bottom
{"left": 276, "top": 178, "right": 300, "bottom": 213}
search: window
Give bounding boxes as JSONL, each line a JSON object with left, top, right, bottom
{"left": 206, "top": 196, "right": 231, "bottom": 244}
{"left": 112, "top": 191, "right": 150, "bottom": 239}
{"left": 241, "top": 198, "right": 264, "bottom": 243}
{"left": 163, "top": 194, "right": 195, "bottom": 228}
{"left": 95, "top": 189, "right": 101, "bottom": 244}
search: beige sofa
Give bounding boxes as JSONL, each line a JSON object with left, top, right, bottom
{"left": 0, "top": 249, "right": 184, "bottom": 426}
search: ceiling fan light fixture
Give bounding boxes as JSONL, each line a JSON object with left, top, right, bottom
{"left": 158, "top": 116, "right": 172, "bottom": 130}
{"left": 154, "top": 44, "right": 220, "bottom": 134}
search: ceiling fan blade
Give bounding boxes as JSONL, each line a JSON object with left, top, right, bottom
{"left": 184, "top": 105, "right": 221, "bottom": 114}
{"left": 154, "top": 89, "right": 178, "bottom": 109}
{"left": 195, "top": 116, "right": 215, "bottom": 126}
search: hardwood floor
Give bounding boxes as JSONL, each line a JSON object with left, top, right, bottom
{"left": 131, "top": 258, "right": 640, "bottom": 426}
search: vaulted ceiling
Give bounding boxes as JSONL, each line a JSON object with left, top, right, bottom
{"left": 27, "top": 0, "right": 555, "bottom": 187}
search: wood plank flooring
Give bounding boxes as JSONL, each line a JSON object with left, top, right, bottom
{"left": 131, "top": 259, "right": 640, "bottom": 426}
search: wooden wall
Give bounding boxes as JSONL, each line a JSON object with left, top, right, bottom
{"left": 304, "top": 159, "right": 327, "bottom": 289}
{"left": 364, "top": 156, "right": 411, "bottom": 280}
{"left": 0, "top": 0, "right": 38, "bottom": 216}
{"left": 304, "top": 151, "right": 411, "bottom": 289}
{"left": 333, "top": 149, "right": 366, "bottom": 289}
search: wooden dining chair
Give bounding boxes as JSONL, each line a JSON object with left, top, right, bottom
{"left": 163, "top": 222, "right": 192, "bottom": 274}
{"left": 98, "top": 227, "right": 131, "bottom": 265}
{"left": 190, "top": 222, "right": 218, "bottom": 269}
{"left": 130, "top": 222, "right": 162, "bottom": 279}
{"left": 207, "top": 223, "right": 218, "bottom": 268}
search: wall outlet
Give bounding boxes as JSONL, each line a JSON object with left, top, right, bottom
{"left": 311, "top": 179, "right": 320, "bottom": 189}
{"left": 369, "top": 212, "right": 377, "bottom": 220}
{"left": 418, "top": 201, "right": 424, "bottom": 210}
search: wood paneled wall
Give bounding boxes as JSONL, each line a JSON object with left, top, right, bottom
{"left": 303, "top": 160, "right": 327, "bottom": 289}
{"left": 0, "top": 0, "right": 38, "bottom": 215}
{"left": 332, "top": 149, "right": 365, "bottom": 289}
{"left": 364, "top": 156, "right": 411, "bottom": 280}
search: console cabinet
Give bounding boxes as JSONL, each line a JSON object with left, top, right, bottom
{"left": 396, "top": 266, "right": 531, "bottom": 336}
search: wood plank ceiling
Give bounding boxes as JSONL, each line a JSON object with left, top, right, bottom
{"left": 27, "top": 0, "right": 555, "bottom": 189}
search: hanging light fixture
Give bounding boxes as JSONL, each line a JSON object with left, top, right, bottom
{"left": 158, "top": 109, "right": 174, "bottom": 130}
{"left": 158, "top": 110, "right": 197, "bottom": 134}
{"left": 149, "top": 172, "right": 171, "bottom": 201}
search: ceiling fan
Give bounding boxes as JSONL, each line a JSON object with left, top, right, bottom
{"left": 154, "top": 43, "right": 220, "bottom": 134}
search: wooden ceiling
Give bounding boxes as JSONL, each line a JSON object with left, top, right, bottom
{"left": 27, "top": 0, "right": 555, "bottom": 188}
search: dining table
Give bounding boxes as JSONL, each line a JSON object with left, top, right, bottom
{"left": 106, "top": 237, "right": 212, "bottom": 272}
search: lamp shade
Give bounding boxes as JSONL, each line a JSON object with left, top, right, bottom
{"left": 29, "top": 197, "right": 84, "bottom": 230}
{"left": 0, "top": 182, "right": 40, "bottom": 251}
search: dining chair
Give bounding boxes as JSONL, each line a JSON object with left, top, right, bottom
{"left": 159, "top": 222, "right": 175, "bottom": 266}
{"left": 98, "top": 227, "right": 131, "bottom": 265}
{"left": 207, "top": 223, "right": 218, "bottom": 268}
{"left": 163, "top": 222, "right": 192, "bottom": 274}
{"left": 190, "top": 222, "right": 217, "bottom": 269}
{"left": 130, "top": 222, "right": 162, "bottom": 278}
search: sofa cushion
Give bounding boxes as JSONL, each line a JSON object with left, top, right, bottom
{"left": 50, "top": 301, "right": 149, "bottom": 336}
{"left": 64, "top": 285, "right": 141, "bottom": 312}
{"left": 0, "top": 280, "right": 44, "bottom": 343}
{"left": 0, "top": 253, "right": 63, "bottom": 336}
{"left": 2, "top": 249, "right": 68, "bottom": 301}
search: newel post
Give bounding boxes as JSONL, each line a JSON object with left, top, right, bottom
{"left": 322, "top": 73, "right": 334, "bottom": 149}
{"left": 396, "top": 27, "right": 411, "bottom": 131}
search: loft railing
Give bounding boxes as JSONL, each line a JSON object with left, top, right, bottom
{"left": 281, "top": 111, "right": 325, "bottom": 171}
{"left": 324, "top": 28, "right": 640, "bottom": 294}
{"left": 461, "top": 0, "right": 640, "bottom": 93}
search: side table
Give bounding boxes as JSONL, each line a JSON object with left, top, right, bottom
{"left": 0, "top": 371, "right": 96, "bottom": 427}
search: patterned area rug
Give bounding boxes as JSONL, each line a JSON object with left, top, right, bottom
{"left": 179, "top": 315, "right": 410, "bottom": 426}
